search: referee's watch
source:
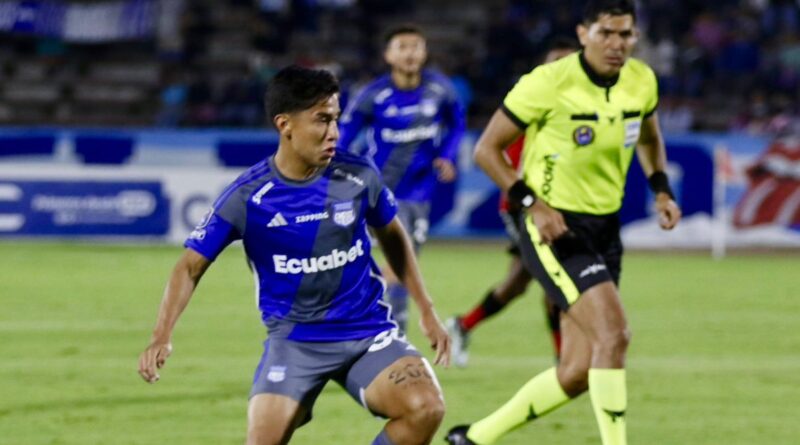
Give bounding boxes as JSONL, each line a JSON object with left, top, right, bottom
{"left": 508, "top": 180, "right": 537, "bottom": 209}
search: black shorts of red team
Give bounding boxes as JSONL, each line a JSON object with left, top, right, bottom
{"left": 517, "top": 209, "right": 622, "bottom": 312}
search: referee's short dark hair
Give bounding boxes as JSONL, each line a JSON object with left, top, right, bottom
{"left": 583, "top": 0, "right": 637, "bottom": 24}
{"left": 384, "top": 24, "right": 425, "bottom": 47}
{"left": 265, "top": 66, "right": 339, "bottom": 123}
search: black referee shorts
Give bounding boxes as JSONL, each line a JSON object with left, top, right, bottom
{"left": 517, "top": 209, "right": 623, "bottom": 312}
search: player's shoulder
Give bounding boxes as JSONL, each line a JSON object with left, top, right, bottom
{"left": 330, "top": 151, "right": 381, "bottom": 179}
{"left": 422, "top": 68, "right": 456, "bottom": 94}
{"left": 353, "top": 74, "right": 394, "bottom": 104}
{"left": 215, "top": 158, "right": 273, "bottom": 207}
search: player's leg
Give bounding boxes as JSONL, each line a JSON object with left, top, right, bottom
{"left": 342, "top": 330, "right": 444, "bottom": 445}
{"left": 447, "top": 209, "right": 533, "bottom": 367}
{"left": 365, "top": 356, "right": 445, "bottom": 444}
{"left": 447, "top": 254, "right": 531, "bottom": 366}
{"left": 247, "top": 339, "right": 337, "bottom": 445}
{"left": 450, "top": 314, "right": 589, "bottom": 445}
{"left": 383, "top": 201, "right": 429, "bottom": 333}
{"left": 247, "top": 394, "right": 307, "bottom": 445}
{"left": 543, "top": 294, "right": 562, "bottom": 360}
{"left": 446, "top": 212, "right": 621, "bottom": 445}
{"left": 565, "top": 281, "right": 630, "bottom": 445}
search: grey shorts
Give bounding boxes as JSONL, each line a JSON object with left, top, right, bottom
{"left": 250, "top": 329, "right": 421, "bottom": 425}
{"left": 396, "top": 201, "right": 431, "bottom": 252}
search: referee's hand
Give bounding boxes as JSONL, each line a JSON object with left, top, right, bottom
{"left": 529, "top": 201, "right": 569, "bottom": 245}
{"left": 655, "top": 193, "right": 681, "bottom": 230}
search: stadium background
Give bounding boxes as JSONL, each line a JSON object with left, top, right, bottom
{"left": 0, "top": 1, "right": 798, "bottom": 444}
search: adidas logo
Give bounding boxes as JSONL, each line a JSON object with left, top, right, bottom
{"left": 267, "top": 213, "right": 288, "bottom": 227}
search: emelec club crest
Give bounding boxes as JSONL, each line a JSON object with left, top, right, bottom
{"left": 573, "top": 125, "right": 595, "bottom": 146}
{"left": 333, "top": 201, "right": 355, "bottom": 226}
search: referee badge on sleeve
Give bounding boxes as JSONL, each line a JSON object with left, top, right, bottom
{"left": 573, "top": 126, "right": 595, "bottom": 146}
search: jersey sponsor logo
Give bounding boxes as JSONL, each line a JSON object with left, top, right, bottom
{"left": 332, "top": 201, "right": 356, "bottom": 226}
{"left": 266, "top": 365, "right": 287, "bottom": 382}
{"left": 333, "top": 168, "right": 365, "bottom": 186}
{"left": 380, "top": 123, "right": 439, "bottom": 144}
{"left": 573, "top": 125, "right": 595, "bottom": 146}
{"left": 295, "top": 211, "right": 329, "bottom": 224}
{"left": 542, "top": 155, "right": 556, "bottom": 200}
{"left": 272, "top": 239, "right": 365, "bottom": 274}
{"left": 252, "top": 182, "right": 275, "bottom": 205}
{"left": 579, "top": 263, "right": 607, "bottom": 278}
{"left": 267, "top": 212, "right": 288, "bottom": 227}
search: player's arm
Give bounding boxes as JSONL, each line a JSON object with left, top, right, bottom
{"left": 636, "top": 112, "right": 681, "bottom": 230}
{"left": 434, "top": 91, "right": 466, "bottom": 183}
{"left": 138, "top": 249, "right": 211, "bottom": 383}
{"left": 373, "top": 218, "right": 450, "bottom": 366}
{"left": 474, "top": 109, "right": 568, "bottom": 244}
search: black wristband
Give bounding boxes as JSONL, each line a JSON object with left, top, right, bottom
{"left": 648, "top": 171, "right": 674, "bottom": 199}
{"left": 508, "top": 180, "right": 536, "bottom": 208}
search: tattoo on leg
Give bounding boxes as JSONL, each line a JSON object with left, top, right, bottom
{"left": 388, "top": 363, "right": 433, "bottom": 386}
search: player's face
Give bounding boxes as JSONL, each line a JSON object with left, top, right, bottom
{"left": 543, "top": 48, "right": 576, "bottom": 64}
{"left": 577, "top": 14, "right": 638, "bottom": 76}
{"left": 384, "top": 33, "right": 427, "bottom": 75}
{"left": 283, "top": 94, "right": 340, "bottom": 169}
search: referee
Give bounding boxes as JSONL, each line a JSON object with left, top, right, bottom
{"left": 446, "top": 1, "right": 681, "bottom": 444}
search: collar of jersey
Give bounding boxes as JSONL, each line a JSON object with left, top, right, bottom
{"left": 578, "top": 52, "right": 620, "bottom": 89}
{"left": 268, "top": 155, "right": 327, "bottom": 186}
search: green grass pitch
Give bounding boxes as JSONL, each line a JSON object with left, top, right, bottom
{"left": 0, "top": 241, "right": 798, "bottom": 444}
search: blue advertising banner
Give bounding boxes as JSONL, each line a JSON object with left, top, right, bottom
{"left": 0, "top": 0, "right": 156, "bottom": 42}
{"left": 0, "top": 180, "right": 169, "bottom": 236}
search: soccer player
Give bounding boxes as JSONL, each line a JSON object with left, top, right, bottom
{"left": 138, "top": 66, "right": 451, "bottom": 445}
{"left": 446, "top": 1, "right": 681, "bottom": 444}
{"left": 446, "top": 38, "right": 579, "bottom": 368}
{"left": 338, "top": 24, "right": 466, "bottom": 332}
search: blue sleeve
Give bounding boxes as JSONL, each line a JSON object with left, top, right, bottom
{"left": 184, "top": 211, "right": 241, "bottom": 261}
{"left": 338, "top": 87, "right": 373, "bottom": 155}
{"left": 364, "top": 163, "right": 397, "bottom": 227}
{"left": 438, "top": 85, "right": 466, "bottom": 164}
{"left": 367, "top": 186, "right": 398, "bottom": 228}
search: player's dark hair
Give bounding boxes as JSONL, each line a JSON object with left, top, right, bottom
{"left": 384, "top": 24, "right": 425, "bottom": 47}
{"left": 582, "top": 0, "right": 636, "bottom": 24}
{"left": 265, "top": 65, "right": 339, "bottom": 123}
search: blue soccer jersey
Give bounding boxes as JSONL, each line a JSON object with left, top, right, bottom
{"left": 185, "top": 152, "right": 399, "bottom": 342}
{"left": 338, "top": 69, "right": 466, "bottom": 203}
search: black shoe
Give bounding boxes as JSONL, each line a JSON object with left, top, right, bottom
{"left": 445, "top": 425, "right": 477, "bottom": 445}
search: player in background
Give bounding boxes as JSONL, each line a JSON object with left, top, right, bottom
{"left": 139, "top": 66, "right": 451, "bottom": 445}
{"left": 338, "top": 24, "right": 466, "bottom": 332}
{"left": 446, "top": 1, "right": 681, "bottom": 444}
{"left": 446, "top": 38, "right": 579, "bottom": 368}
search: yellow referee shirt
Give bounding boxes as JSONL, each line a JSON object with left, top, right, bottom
{"left": 502, "top": 52, "right": 658, "bottom": 215}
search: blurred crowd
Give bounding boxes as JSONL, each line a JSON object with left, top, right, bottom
{"left": 5, "top": 0, "right": 800, "bottom": 135}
